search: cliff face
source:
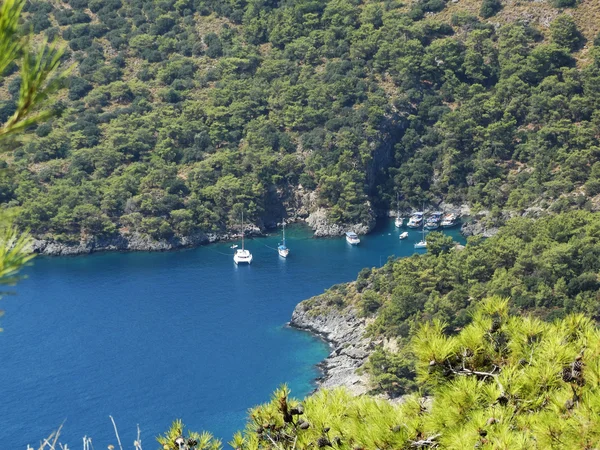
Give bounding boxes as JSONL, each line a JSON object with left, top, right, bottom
{"left": 290, "top": 298, "right": 371, "bottom": 395}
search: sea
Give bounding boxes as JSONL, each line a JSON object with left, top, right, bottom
{"left": 0, "top": 219, "right": 464, "bottom": 448}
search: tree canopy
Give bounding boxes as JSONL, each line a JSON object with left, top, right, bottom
{"left": 0, "top": 0, "right": 598, "bottom": 243}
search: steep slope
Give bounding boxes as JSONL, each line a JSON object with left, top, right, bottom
{"left": 1, "top": 0, "right": 600, "bottom": 251}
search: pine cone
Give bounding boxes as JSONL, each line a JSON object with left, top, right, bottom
{"left": 497, "top": 394, "right": 508, "bottom": 406}
{"left": 562, "top": 367, "right": 573, "bottom": 382}
{"left": 573, "top": 360, "right": 583, "bottom": 371}
{"left": 490, "top": 316, "right": 501, "bottom": 333}
{"left": 298, "top": 420, "right": 310, "bottom": 430}
{"left": 317, "top": 436, "right": 331, "bottom": 448}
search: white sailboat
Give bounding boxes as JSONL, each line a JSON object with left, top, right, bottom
{"left": 233, "top": 212, "right": 253, "bottom": 264}
{"left": 394, "top": 193, "right": 403, "bottom": 228}
{"left": 278, "top": 222, "right": 289, "bottom": 258}
{"left": 414, "top": 204, "right": 427, "bottom": 249}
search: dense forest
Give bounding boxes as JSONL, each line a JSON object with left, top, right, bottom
{"left": 159, "top": 299, "right": 600, "bottom": 449}
{"left": 0, "top": 0, "right": 599, "bottom": 243}
{"left": 304, "top": 210, "right": 600, "bottom": 396}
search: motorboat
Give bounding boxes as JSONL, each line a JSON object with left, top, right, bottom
{"left": 406, "top": 212, "right": 423, "bottom": 228}
{"left": 345, "top": 231, "right": 360, "bottom": 245}
{"left": 399, "top": 231, "right": 408, "bottom": 240}
{"left": 441, "top": 213, "right": 459, "bottom": 228}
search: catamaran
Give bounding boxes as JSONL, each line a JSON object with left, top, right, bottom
{"left": 233, "top": 212, "right": 253, "bottom": 264}
{"left": 346, "top": 231, "right": 360, "bottom": 245}
{"left": 278, "top": 222, "right": 289, "bottom": 258}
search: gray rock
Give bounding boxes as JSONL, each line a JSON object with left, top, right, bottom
{"left": 290, "top": 299, "right": 370, "bottom": 395}
{"left": 306, "top": 208, "right": 376, "bottom": 237}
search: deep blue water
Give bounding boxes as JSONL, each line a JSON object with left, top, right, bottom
{"left": 0, "top": 220, "right": 464, "bottom": 448}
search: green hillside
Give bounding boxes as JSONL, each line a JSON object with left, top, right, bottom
{"left": 1, "top": 0, "right": 600, "bottom": 244}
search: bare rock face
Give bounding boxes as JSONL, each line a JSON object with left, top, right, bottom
{"left": 31, "top": 232, "right": 212, "bottom": 256}
{"left": 306, "top": 208, "right": 376, "bottom": 237}
{"left": 290, "top": 299, "right": 370, "bottom": 395}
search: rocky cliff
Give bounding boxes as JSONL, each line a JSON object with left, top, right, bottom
{"left": 290, "top": 297, "right": 371, "bottom": 395}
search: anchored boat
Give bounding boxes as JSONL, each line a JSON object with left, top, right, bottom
{"left": 345, "top": 231, "right": 360, "bottom": 245}
{"left": 233, "top": 212, "right": 253, "bottom": 264}
{"left": 278, "top": 222, "right": 289, "bottom": 258}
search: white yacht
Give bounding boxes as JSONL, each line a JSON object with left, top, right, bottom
{"left": 345, "top": 231, "right": 360, "bottom": 245}
{"left": 407, "top": 212, "right": 423, "bottom": 228}
{"left": 233, "top": 212, "right": 253, "bottom": 264}
{"left": 399, "top": 231, "right": 408, "bottom": 240}
{"left": 441, "top": 213, "right": 459, "bottom": 228}
{"left": 278, "top": 222, "right": 289, "bottom": 258}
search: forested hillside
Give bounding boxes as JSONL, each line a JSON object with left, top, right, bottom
{"left": 1, "top": 0, "right": 600, "bottom": 244}
{"left": 302, "top": 210, "right": 600, "bottom": 396}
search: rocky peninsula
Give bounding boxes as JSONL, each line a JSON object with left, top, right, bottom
{"left": 289, "top": 292, "right": 371, "bottom": 395}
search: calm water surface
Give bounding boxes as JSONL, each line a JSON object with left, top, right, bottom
{"left": 0, "top": 220, "right": 464, "bottom": 448}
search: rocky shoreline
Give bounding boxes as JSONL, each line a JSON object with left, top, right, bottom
{"left": 30, "top": 213, "right": 378, "bottom": 256}
{"left": 289, "top": 299, "right": 371, "bottom": 395}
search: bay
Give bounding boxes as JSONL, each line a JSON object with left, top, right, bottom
{"left": 0, "top": 220, "right": 464, "bottom": 448}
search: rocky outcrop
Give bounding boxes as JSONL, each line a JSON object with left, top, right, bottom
{"left": 306, "top": 208, "right": 376, "bottom": 237}
{"left": 31, "top": 228, "right": 265, "bottom": 256}
{"left": 290, "top": 300, "right": 371, "bottom": 395}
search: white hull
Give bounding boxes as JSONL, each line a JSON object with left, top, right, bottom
{"left": 278, "top": 248, "right": 289, "bottom": 258}
{"left": 414, "top": 240, "right": 427, "bottom": 249}
{"left": 234, "top": 249, "right": 253, "bottom": 264}
{"left": 346, "top": 237, "right": 360, "bottom": 245}
{"left": 395, "top": 218, "right": 403, "bottom": 228}
{"left": 399, "top": 232, "right": 408, "bottom": 240}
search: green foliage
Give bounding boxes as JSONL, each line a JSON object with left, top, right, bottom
{"left": 157, "top": 419, "right": 221, "bottom": 450}
{"left": 550, "top": 0, "right": 578, "bottom": 7}
{"left": 0, "top": 0, "right": 598, "bottom": 246}
{"left": 550, "top": 14, "right": 584, "bottom": 51}
{"left": 201, "top": 302, "right": 600, "bottom": 448}
{"left": 480, "top": 0, "right": 501, "bottom": 19}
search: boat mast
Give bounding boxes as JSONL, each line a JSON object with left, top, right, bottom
{"left": 422, "top": 203, "right": 425, "bottom": 241}
{"left": 241, "top": 211, "right": 245, "bottom": 251}
{"left": 282, "top": 222, "right": 286, "bottom": 247}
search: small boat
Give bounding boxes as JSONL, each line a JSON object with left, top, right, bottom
{"left": 278, "top": 222, "right": 289, "bottom": 258}
{"left": 414, "top": 203, "right": 427, "bottom": 249}
{"left": 399, "top": 231, "right": 408, "bottom": 240}
{"left": 394, "top": 193, "right": 403, "bottom": 228}
{"left": 346, "top": 231, "right": 360, "bottom": 245}
{"left": 407, "top": 212, "right": 423, "bottom": 228}
{"left": 441, "top": 213, "right": 459, "bottom": 228}
{"left": 230, "top": 244, "right": 238, "bottom": 249}
{"left": 424, "top": 219, "right": 439, "bottom": 230}
{"left": 233, "top": 212, "right": 253, "bottom": 264}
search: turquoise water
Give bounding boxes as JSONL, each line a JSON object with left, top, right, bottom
{"left": 0, "top": 220, "right": 464, "bottom": 448}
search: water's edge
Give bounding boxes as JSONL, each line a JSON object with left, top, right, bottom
{"left": 289, "top": 297, "right": 371, "bottom": 395}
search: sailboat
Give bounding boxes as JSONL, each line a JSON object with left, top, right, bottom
{"left": 278, "top": 222, "right": 289, "bottom": 258}
{"left": 414, "top": 204, "right": 427, "bottom": 249}
{"left": 233, "top": 212, "right": 253, "bottom": 264}
{"left": 394, "top": 192, "right": 403, "bottom": 228}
